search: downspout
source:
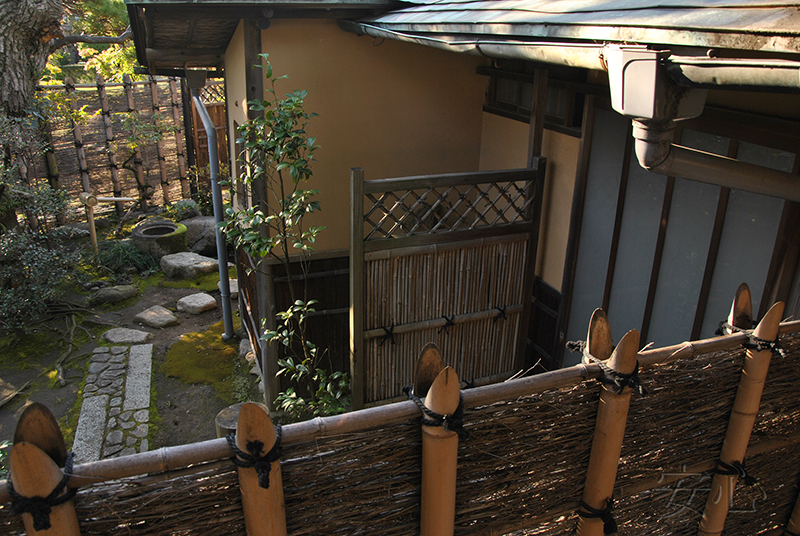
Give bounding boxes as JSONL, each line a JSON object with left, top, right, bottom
{"left": 605, "top": 45, "right": 800, "bottom": 203}
{"left": 186, "top": 70, "right": 235, "bottom": 341}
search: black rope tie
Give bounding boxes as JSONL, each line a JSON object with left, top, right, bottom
{"left": 578, "top": 498, "right": 617, "bottom": 535}
{"left": 714, "top": 460, "right": 758, "bottom": 486}
{"left": 402, "top": 386, "right": 469, "bottom": 441}
{"left": 379, "top": 325, "right": 396, "bottom": 347}
{"left": 493, "top": 307, "right": 507, "bottom": 324}
{"left": 438, "top": 315, "right": 456, "bottom": 335}
{"left": 8, "top": 451, "right": 78, "bottom": 531}
{"left": 226, "top": 428, "right": 282, "bottom": 489}
{"left": 566, "top": 340, "right": 647, "bottom": 396}
{"left": 716, "top": 321, "right": 787, "bottom": 358}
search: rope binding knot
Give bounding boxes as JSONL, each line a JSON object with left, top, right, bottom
{"left": 402, "top": 385, "right": 469, "bottom": 441}
{"left": 714, "top": 459, "right": 758, "bottom": 486}
{"left": 226, "top": 427, "right": 283, "bottom": 489}
{"left": 567, "top": 340, "right": 647, "bottom": 396}
{"left": 578, "top": 497, "right": 617, "bottom": 535}
{"left": 8, "top": 451, "right": 78, "bottom": 531}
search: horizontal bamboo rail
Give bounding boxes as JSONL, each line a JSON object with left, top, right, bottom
{"left": 2, "top": 319, "right": 798, "bottom": 505}
{"left": 362, "top": 304, "right": 523, "bottom": 340}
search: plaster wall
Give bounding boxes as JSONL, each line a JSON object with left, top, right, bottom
{"left": 225, "top": 18, "right": 486, "bottom": 252}
{"left": 478, "top": 113, "right": 579, "bottom": 290}
{"left": 224, "top": 22, "right": 248, "bottom": 181}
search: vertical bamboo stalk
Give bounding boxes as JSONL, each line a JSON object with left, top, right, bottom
{"left": 123, "top": 75, "right": 148, "bottom": 211}
{"left": 698, "top": 301, "right": 785, "bottom": 536}
{"left": 65, "top": 78, "right": 90, "bottom": 193}
{"left": 421, "top": 366, "right": 461, "bottom": 536}
{"left": 9, "top": 443, "right": 81, "bottom": 535}
{"left": 149, "top": 76, "right": 170, "bottom": 204}
{"left": 577, "top": 329, "right": 640, "bottom": 536}
{"left": 168, "top": 77, "right": 190, "bottom": 198}
{"left": 235, "top": 403, "right": 287, "bottom": 536}
{"left": 96, "top": 75, "right": 124, "bottom": 216}
{"left": 350, "top": 168, "right": 365, "bottom": 409}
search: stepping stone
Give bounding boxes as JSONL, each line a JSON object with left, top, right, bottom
{"left": 218, "top": 278, "right": 239, "bottom": 299}
{"left": 102, "top": 328, "right": 153, "bottom": 344}
{"left": 134, "top": 305, "right": 180, "bottom": 328}
{"left": 73, "top": 394, "right": 109, "bottom": 463}
{"left": 160, "top": 252, "right": 218, "bottom": 279}
{"left": 123, "top": 344, "right": 153, "bottom": 411}
{"left": 90, "top": 284, "right": 139, "bottom": 305}
{"left": 177, "top": 292, "right": 217, "bottom": 314}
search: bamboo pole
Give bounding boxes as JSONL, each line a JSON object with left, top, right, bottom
{"left": 586, "top": 309, "right": 613, "bottom": 362}
{"left": 576, "top": 328, "right": 640, "bottom": 536}
{"left": 1, "top": 320, "right": 798, "bottom": 504}
{"left": 9, "top": 443, "right": 81, "bottom": 535}
{"left": 149, "top": 76, "right": 171, "bottom": 204}
{"left": 65, "top": 78, "right": 90, "bottom": 193}
{"left": 234, "top": 403, "right": 287, "bottom": 536}
{"left": 697, "top": 300, "right": 785, "bottom": 536}
{"left": 123, "top": 74, "right": 148, "bottom": 211}
{"left": 168, "top": 77, "right": 190, "bottom": 198}
{"left": 421, "top": 366, "right": 461, "bottom": 536}
{"left": 13, "top": 402, "right": 68, "bottom": 469}
{"left": 96, "top": 74, "right": 124, "bottom": 216}
{"left": 350, "top": 167, "right": 366, "bottom": 409}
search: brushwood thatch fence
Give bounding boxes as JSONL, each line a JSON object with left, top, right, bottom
{"left": 32, "top": 76, "right": 225, "bottom": 218}
{"left": 2, "top": 293, "right": 800, "bottom": 535}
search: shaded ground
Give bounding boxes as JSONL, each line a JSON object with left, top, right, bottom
{"left": 0, "top": 278, "right": 262, "bottom": 456}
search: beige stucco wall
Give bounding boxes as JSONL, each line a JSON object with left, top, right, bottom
{"left": 224, "top": 22, "right": 248, "bottom": 180}
{"left": 224, "top": 19, "right": 486, "bottom": 252}
{"left": 478, "top": 113, "right": 579, "bottom": 290}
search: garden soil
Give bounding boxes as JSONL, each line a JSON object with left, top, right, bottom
{"left": 0, "top": 283, "right": 258, "bottom": 454}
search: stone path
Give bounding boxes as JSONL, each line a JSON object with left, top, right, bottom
{"left": 72, "top": 341, "right": 153, "bottom": 463}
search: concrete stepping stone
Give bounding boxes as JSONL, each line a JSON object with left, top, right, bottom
{"left": 134, "top": 305, "right": 180, "bottom": 328}
{"left": 102, "top": 328, "right": 153, "bottom": 344}
{"left": 160, "top": 252, "right": 218, "bottom": 279}
{"left": 124, "top": 344, "right": 153, "bottom": 411}
{"left": 73, "top": 394, "right": 109, "bottom": 463}
{"left": 177, "top": 292, "right": 217, "bottom": 314}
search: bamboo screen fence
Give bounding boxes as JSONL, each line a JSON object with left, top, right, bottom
{"left": 2, "top": 292, "right": 799, "bottom": 535}
{"left": 350, "top": 165, "right": 547, "bottom": 406}
{"left": 33, "top": 76, "right": 224, "bottom": 218}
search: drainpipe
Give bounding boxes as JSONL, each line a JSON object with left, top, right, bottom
{"left": 605, "top": 45, "right": 800, "bottom": 203}
{"left": 186, "top": 70, "right": 234, "bottom": 341}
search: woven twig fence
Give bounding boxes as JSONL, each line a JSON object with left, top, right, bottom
{"left": 2, "top": 321, "right": 799, "bottom": 535}
{"left": 32, "top": 76, "right": 217, "bottom": 219}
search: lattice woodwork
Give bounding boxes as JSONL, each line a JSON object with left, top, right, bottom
{"left": 363, "top": 179, "right": 534, "bottom": 241}
{"left": 201, "top": 82, "right": 225, "bottom": 104}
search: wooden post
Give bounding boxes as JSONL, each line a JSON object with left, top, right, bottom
{"left": 10, "top": 403, "right": 79, "bottom": 535}
{"left": 169, "top": 77, "right": 190, "bottom": 198}
{"left": 234, "top": 402, "right": 287, "bottom": 536}
{"left": 123, "top": 74, "right": 148, "bottom": 211}
{"left": 9, "top": 443, "right": 81, "bottom": 535}
{"left": 697, "top": 300, "right": 785, "bottom": 536}
{"left": 350, "top": 167, "right": 365, "bottom": 409}
{"left": 79, "top": 193, "right": 99, "bottom": 255}
{"left": 420, "top": 366, "right": 461, "bottom": 536}
{"left": 149, "top": 76, "right": 171, "bottom": 204}
{"left": 576, "top": 329, "right": 640, "bottom": 536}
{"left": 96, "top": 75, "right": 124, "bottom": 216}
{"left": 65, "top": 78, "right": 90, "bottom": 193}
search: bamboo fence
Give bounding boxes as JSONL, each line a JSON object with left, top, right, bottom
{"left": 31, "top": 76, "right": 223, "bottom": 219}
{"left": 1, "top": 302, "right": 799, "bottom": 534}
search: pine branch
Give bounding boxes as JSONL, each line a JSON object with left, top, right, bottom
{"left": 50, "top": 26, "right": 132, "bottom": 52}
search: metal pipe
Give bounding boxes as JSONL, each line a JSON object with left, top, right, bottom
{"left": 632, "top": 119, "right": 800, "bottom": 202}
{"left": 190, "top": 88, "right": 234, "bottom": 341}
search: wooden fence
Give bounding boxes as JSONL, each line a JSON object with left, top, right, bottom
{"left": 33, "top": 77, "right": 226, "bottom": 218}
{"left": 350, "top": 165, "right": 546, "bottom": 407}
{"left": 2, "top": 285, "right": 799, "bottom": 535}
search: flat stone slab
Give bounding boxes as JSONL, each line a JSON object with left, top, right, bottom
{"left": 134, "top": 305, "right": 179, "bottom": 328}
{"left": 123, "top": 344, "right": 153, "bottom": 411}
{"left": 73, "top": 394, "right": 109, "bottom": 463}
{"left": 218, "top": 278, "right": 239, "bottom": 299}
{"left": 102, "top": 328, "right": 153, "bottom": 344}
{"left": 161, "top": 252, "right": 218, "bottom": 279}
{"left": 177, "top": 292, "right": 217, "bottom": 314}
{"left": 90, "top": 284, "right": 139, "bottom": 305}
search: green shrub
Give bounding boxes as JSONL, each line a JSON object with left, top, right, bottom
{"left": 97, "top": 240, "right": 158, "bottom": 273}
{"left": 0, "top": 230, "right": 77, "bottom": 333}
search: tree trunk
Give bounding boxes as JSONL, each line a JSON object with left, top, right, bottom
{"left": 0, "top": 0, "right": 63, "bottom": 117}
